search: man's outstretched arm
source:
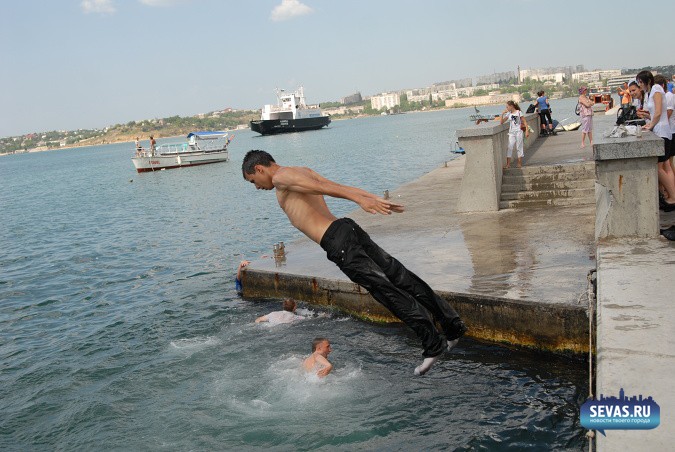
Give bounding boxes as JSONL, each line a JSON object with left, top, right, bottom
{"left": 273, "top": 166, "right": 404, "bottom": 215}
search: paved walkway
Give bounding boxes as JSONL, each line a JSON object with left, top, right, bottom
{"left": 596, "top": 237, "right": 674, "bottom": 450}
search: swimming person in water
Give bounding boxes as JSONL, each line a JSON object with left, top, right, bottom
{"left": 255, "top": 298, "right": 304, "bottom": 324}
{"left": 303, "top": 337, "right": 333, "bottom": 378}
{"left": 242, "top": 150, "right": 467, "bottom": 376}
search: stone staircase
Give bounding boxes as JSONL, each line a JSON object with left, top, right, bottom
{"left": 499, "top": 162, "right": 596, "bottom": 209}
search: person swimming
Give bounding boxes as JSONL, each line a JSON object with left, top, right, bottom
{"left": 255, "top": 298, "right": 304, "bottom": 325}
{"left": 303, "top": 337, "right": 333, "bottom": 378}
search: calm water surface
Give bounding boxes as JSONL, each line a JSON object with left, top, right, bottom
{"left": 0, "top": 103, "right": 588, "bottom": 450}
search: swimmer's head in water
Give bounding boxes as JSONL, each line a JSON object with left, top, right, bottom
{"left": 283, "top": 298, "right": 296, "bottom": 313}
{"left": 312, "top": 337, "right": 330, "bottom": 353}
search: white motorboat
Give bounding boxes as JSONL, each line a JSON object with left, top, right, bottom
{"left": 132, "top": 131, "right": 232, "bottom": 173}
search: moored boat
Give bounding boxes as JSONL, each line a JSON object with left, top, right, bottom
{"left": 132, "top": 131, "right": 232, "bottom": 173}
{"left": 250, "top": 87, "right": 331, "bottom": 135}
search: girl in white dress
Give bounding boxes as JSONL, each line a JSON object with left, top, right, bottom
{"left": 500, "top": 100, "right": 530, "bottom": 169}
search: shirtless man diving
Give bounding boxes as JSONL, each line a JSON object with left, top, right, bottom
{"left": 242, "top": 150, "right": 466, "bottom": 376}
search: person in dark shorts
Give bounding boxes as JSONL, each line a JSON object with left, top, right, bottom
{"left": 536, "top": 90, "right": 555, "bottom": 136}
{"left": 242, "top": 150, "right": 467, "bottom": 376}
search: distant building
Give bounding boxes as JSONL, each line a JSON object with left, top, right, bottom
{"left": 405, "top": 88, "right": 433, "bottom": 103}
{"left": 454, "top": 84, "right": 499, "bottom": 98}
{"left": 519, "top": 65, "right": 579, "bottom": 83}
{"left": 607, "top": 73, "right": 637, "bottom": 89}
{"left": 572, "top": 70, "right": 621, "bottom": 83}
{"left": 371, "top": 92, "right": 400, "bottom": 110}
{"left": 447, "top": 78, "right": 472, "bottom": 88}
{"left": 477, "top": 71, "right": 516, "bottom": 86}
{"left": 341, "top": 92, "right": 362, "bottom": 105}
{"left": 445, "top": 93, "right": 521, "bottom": 108}
{"left": 323, "top": 105, "right": 365, "bottom": 116}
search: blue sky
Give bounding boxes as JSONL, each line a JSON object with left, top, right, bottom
{"left": 0, "top": 0, "right": 671, "bottom": 137}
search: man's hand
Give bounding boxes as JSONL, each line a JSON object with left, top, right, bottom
{"left": 317, "top": 364, "right": 333, "bottom": 377}
{"left": 358, "top": 195, "right": 405, "bottom": 215}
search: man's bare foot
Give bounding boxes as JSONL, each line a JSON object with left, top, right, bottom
{"left": 447, "top": 338, "right": 460, "bottom": 352}
{"left": 581, "top": 144, "right": 586, "bottom": 148}
{"left": 414, "top": 356, "right": 439, "bottom": 376}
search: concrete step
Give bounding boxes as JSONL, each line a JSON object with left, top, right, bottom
{"left": 503, "top": 162, "right": 595, "bottom": 176}
{"left": 502, "top": 168, "right": 595, "bottom": 183}
{"left": 499, "top": 162, "right": 597, "bottom": 209}
{"left": 502, "top": 179, "right": 595, "bottom": 193}
{"left": 499, "top": 196, "right": 595, "bottom": 209}
{"left": 500, "top": 187, "right": 595, "bottom": 202}
{"left": 502, "top": 167, "right": 595, "bottom": 185}
{"left": 502, "top": 172, "right": 595, "bottom": 187}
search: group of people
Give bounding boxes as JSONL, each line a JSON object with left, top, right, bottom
{"left": 240, "top": 150, "right": 467, "bottom": 378}
{"left": 252, "top": 297, "right": 334, "bottom": 377}
{"left": 134, "top": 136, "right": 157, "bottom": 156}
{"left": 625, "top": 71, "right": 675, "bottom": 213}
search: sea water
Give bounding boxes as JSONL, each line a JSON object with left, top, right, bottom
{"left": 0, "top": 100, "right": 589, "bottom": 450}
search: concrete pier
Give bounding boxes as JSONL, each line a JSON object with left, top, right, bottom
{"left": 242, "top": 115, "right": 600, "bottom": 354}
{"left": 240, "top": 108, "right": 675, "bottom": 448}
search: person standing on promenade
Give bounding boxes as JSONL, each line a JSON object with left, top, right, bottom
{"left": 535, "top": 91, "right": 554, "bottom": 136}
{"left": 578, "top": 87, "right": 594, "bottom": 148}
{"left": 618, "top": 82, "right": 632, "bottom": 108}
{"left": 629, "top": 81, "right": 644, "bottom": 109}
{"left": 303, "top": 337, "right": 333, "bottom": 378}
{"left": 500, "top": 100, "right": 529, "bottom": 169}
{"left": 638, "top": 71, "right": 675, "bottom": 210}
{"left": 242, "top": 150, "right": 467, "bottom": 376}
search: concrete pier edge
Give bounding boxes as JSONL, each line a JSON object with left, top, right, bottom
{"left": 243, "top": 268, "right": 590, "bottom": 355}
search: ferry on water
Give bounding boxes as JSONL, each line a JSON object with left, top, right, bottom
{"left": 131, "top": 131, "right": 232, "bottom": 173}
{"left": 250, "top": 87, "right": 331, "bottom": 135}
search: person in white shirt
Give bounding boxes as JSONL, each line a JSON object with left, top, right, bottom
{"left": 637, "top": 71, "right": 675, "bottom": 210}
{"left": 255, "top": 298, "right": 305, "bottom": 324}
{"left": 661, "top": 78, "right": 675, "bottom": 175}
{"left": 500, "top": 100, "right": 530, "bottom": 169}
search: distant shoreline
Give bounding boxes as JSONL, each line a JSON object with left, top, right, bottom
{"left": 2, "top": 98, "right": 579, "bottom": 156}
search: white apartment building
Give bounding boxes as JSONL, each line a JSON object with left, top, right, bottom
{"left": 371, "top": 92, "right": 401, "bottom": 110}
{"left": 572, "top": 70, "right": 622, "bottom": 83}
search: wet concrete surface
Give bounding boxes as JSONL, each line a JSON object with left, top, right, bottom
{"left": 242, "top": 111, "right": 674, "bottom": 353}
{"left": 248, "top": 127, "right": 597, "bottom": 307}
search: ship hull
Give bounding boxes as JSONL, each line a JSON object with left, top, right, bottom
{"left": 250, "top": 116, "right": 331, "bottom": 135}
{"left": 132, "top": 150, "right": 229, "bottom": 173}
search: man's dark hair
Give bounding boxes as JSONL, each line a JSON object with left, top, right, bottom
{"left": 312, "top": 337, "right": 329, "bottom": 352}
{"left": 654, "top": 74, "right": 667, "bottom": 89}
{"left": 242, "top": 150, "right": 275, "bottom": 178}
